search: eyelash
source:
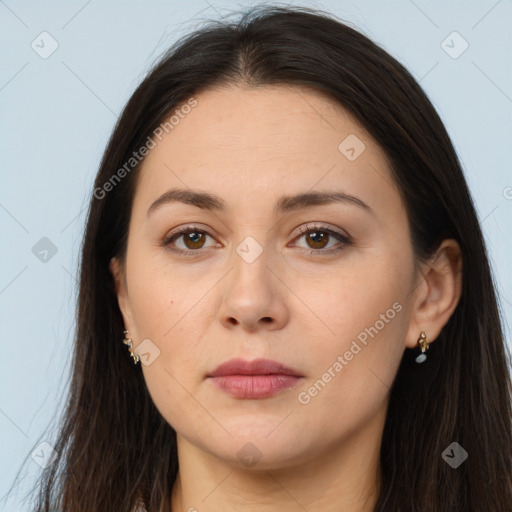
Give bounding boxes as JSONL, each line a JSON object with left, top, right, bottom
{"left": 161, "top": 223, "right": 352, "bottom": 257}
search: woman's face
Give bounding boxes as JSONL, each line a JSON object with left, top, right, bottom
{"left": 112, "top": 84, "right": 422, "bottom": 469}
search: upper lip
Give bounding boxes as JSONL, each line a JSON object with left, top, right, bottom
{"left": 207, "top": 358, "right": 303, "bottom": 377}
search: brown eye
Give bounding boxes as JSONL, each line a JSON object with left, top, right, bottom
{"left": 182, "top": 231, "right": 206, "bottom": 249}
{"left": 293, "top": 225, "right": 352, "bottom": 255}
{"left": 304, "top": 230, "right": 329, "bottom": 249}
{"left": 162, "top": 227, "right": 217, "bottom": 253}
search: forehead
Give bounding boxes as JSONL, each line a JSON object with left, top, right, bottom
{"left": 146, "top": 84, "right": 373, "bottom": 162}
{"left": 133, "top": 84, "right": 400, "bottom": 215}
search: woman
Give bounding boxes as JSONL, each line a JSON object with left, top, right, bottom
{"left": 24, "top": 4, "right": 512, "bottom": 511}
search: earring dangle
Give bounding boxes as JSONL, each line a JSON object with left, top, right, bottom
{"left": 415, "top": 331, "right": 430, "bottom": 364}
{"left": 122, "top": 330, "right": 140, "bottom": 365}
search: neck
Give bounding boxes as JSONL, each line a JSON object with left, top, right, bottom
{"left": 170, "top": 404, "right": 385, "bottom": 512}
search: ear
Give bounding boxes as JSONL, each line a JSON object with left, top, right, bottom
{"left": 405, "top": 239, "right": 463, "bottom": 349}
{"left": 109, "top": 256, "right": 135, "bottom": 331}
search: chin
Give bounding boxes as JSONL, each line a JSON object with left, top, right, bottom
{"left": 196, "top": 426, "right": 316, "bottom": 471}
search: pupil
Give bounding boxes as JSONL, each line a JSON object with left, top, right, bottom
{"left": 185, "top": 232, "right": 204, "bottom": 249}
{"left": 308, "top": 231, "right": 328, "bottom": 248}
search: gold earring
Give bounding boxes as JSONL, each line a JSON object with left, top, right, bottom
{"left": 415, "top": 331, "right": 429, "bottom": 364}
{"left": 122, "top": 330, "right": 140, "bottom": 365}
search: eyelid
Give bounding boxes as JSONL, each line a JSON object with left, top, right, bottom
{"left": 161, "top": 224, "right": 220, "bottom": 249}
{"left": 290, "top": 223, "right": 352, "bottom": 254}
{"left": 294, "top": 222, "right": 350, "bottom": 239}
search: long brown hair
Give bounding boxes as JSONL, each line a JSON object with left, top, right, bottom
{"left": 13, "top": 4, "right": 512, "bottom": 511}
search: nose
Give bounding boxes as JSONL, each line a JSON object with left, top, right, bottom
{"left": 218, "top": 245, "right": 290, "bottom": 332}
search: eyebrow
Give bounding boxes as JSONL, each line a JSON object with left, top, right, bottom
{"left": 147, "top": 188, "right": 373, "bottom": 217}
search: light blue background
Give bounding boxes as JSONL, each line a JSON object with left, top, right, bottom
{"left": 1, "top": 1, "right": 511, "bottom": 510}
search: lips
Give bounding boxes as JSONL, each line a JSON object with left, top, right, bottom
{"left": 207, "top": 358, "right": 304, "bottom": 399}
{"left": 207, "top": 358, "right": 303, "bottom": 378}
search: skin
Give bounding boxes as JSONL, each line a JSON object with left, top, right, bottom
{"left": 111, "top": 84, "right": 462, "bottom": 512}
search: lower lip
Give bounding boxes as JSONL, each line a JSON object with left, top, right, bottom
{"left": 208, "top": 375, "right": 302, "bottom": 398}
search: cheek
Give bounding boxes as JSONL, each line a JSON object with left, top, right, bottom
{"left": 127, "top": 258, "right": 199, "bottom": 340}
{"left": 126, "top": 261, "right": 214, "bottom": 387}
{"left": 291, "top": 296, "right": 407, "bottom": 447}
{"left": 294, "top": 257, "right": 408, "bottom": 351}
{"left": 291, "top": 259, "right": 409, "bottom": 410}
{"left": 130, "top": 275, "right": 209, "bottom": 428}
